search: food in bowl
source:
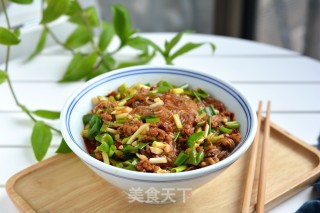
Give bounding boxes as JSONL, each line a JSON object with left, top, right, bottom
{"left": 61, "top": 66, "right": 257, "bottom": 202}
{"left": 81, "top": 81, "right": 241, "bottom": 173}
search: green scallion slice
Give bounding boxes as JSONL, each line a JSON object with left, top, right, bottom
{"left": 174, "top": 151, "right": 189, "bottom": 166}
{"left": 219, "top": 126, "right": 232, "bottom": 134}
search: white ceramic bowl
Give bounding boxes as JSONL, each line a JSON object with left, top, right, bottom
{"left": 60, "top": 65, "right": 257, "bottom": 203}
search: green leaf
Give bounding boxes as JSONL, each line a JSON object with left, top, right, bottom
{"left": 112, "top": 4, "right": 133, "bottom": 44}
{"left": 98, "top": 21, "right": 114, "bottom": 51}
{"left": 169, "top": 42, "right": 204, "bottom": 62}
{"left": 60, "top": 52, "right": 98, "bottom": 82}
{"left": 127, "top": 36, "right": 150, "bottom": 55}
{"left": 9, "top": 0, "right": 33, "bottom": 4}
{"left": 209, "top": 43, "right": 216, "bottom": 52}
{"left": 86, "top": 67, "right": 109, "bottom": 81}
{"left": 0, "top": 70, "right": 8, "bottom": 84}
{"left": 41, "top": 0, "right": 71, "bottom": 24}
{"left": 31, "top": 121, "right": 52, "bottom": 161}
{"left": 140, "top": 38, "right": 163, "bottom": 54}
{"left": 101, "top": 53, "right": 116, "bottom": 69}
{"left": 69, "top": 6, "right": 99, "bottom": 27}
{"left": 0, "top": 27, "right": 20, "bottom": 45}
{"left": 65, "top": 25, "right": 93, "bottom": 49}
{"left": 27, "top": 28, "right": 48, "bottom": 61}
{"left": 56, "top": 138, "right": 72, "bottom": 153}
{"left": 65, "top": 0, "right": 82, "bottom": 16}
{"left": 32, "top": 109, "right": 60, "bottom": 120}
{"left": 164, "top": 31, "right": 191, "bottom": 55}
{"left": 117, "top": 51, "right": 155, "bottom": 69}
{"left": 13, "top": 28, "right": 20, "bottom": 37}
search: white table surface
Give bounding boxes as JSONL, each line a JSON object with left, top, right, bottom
{"left": 1, "top": 32, "right": 320, "bottom": 212}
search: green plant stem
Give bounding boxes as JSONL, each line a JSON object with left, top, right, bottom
{"left": 44, "top": 25, "right": 75, "bottom": 54}
{"left": 1, "top": 0, "right": 11, "bottom": 29}
{"left": 110, "top": 44, "right": 123, "bottom": 55}
{"left": 1, "top": 0, "right": 61, "bottom": 135}
{"left": 40, "top": 0, "right": 74, "bottom": 54}
{"left": 1, "top": 0, "right": 11, "bottom": 73}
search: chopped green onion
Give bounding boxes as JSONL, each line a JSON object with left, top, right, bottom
{"left": 95, "top": 133, "right": 114, "bottom": 145}
{"left": 125, "top": 164, "right": 137, "bottom": 171}
{"left": 137, "top": 134, "right": 143, "bottom": 141}
{"left": 97, "top": 142, "right": 109, "bottom": 153}
{"left": 82, "top": 114, "right": 94, "bottom": 125}
{"left": 207, "top": 134, "right": 224, "bottom": 143}
{"left": 135, "top": 142, "right": 149, "bottom": 149}
{"left": 192, "top": 91, "right": 201, "bottom": 102}
{"left": 174, "top": 132, "right": 180, "bottom": 142}
{"left": 171, "top": 165, "right": 187, "bottom": 173}
{"left": 187, "top": 131, "right": 204, "bottom": 148}
{"left": 150, "top": 86, "right": 170, "bottom": 94}
{"left": 196, "top": 88, "right": 209, "bottom": 98}
{"left": 205, "top": 105, "right": 217, "bottom": 116}
{"left": 117, "top": 83, "right": 128, "bottom": 94}
{"left": 100, "top": 123, "right": 110, "bottom": 132}
{"left": 118, "top": 98, "right": 128, "bottom": 106}
{"left": 157, "top": 80, "right": 173, "bottom": 88}
{"left": 178, "top": 83, "right": 189, "bottom": 89}
{"left": 87, "top": 114, "right": 103, "bottom": 139}
{"left": 122, "top": 145, "right": 139, "bottom": 153}
{"left": 121, "top": 136, "right": 131, "bottom": 144}
{"left": 208, "top": 116, "right": 212, "bottom": 134}
{"left": 115, "top": 105, "right": 125, "bottom": 109}
{"left": 186, "top": 148, "right": 197, "bottom": 165}
{"left": 149, "top": 99, "right": 164, "bottom": 107}
{"left": 198, "top": 111, "right": 207, "bottom": 119}
{"left": 210, "top": 105, "right": 217, "bottom": 115}
{"left": 140, "top": 115, "right": 157, "bottom": 120}
{"left": 173, "top": 114, "right": 183, "bottom": 129}
{"left": 146, "top": 117, "right": 160, "bottom": 123}
{"left": 157, "top": 86, "right": 170, "bottom": 93}
{"left": 105, "top": 127, "right": 119, "bottom": 134}
{"left": 89, "top": 114, "right": 100, "bottom": 127}
{"left": 115, "top": 113, "right": 128, "bottom": 120}
{"left": 134, "top": 114, "right": 141, "bottom": 119}
{"left": 115, "top": 93, "right": 121, "bottom": 100}
{"left": 108, "top": 96, "right": 116, "bottom": 102}
{"left": 219, "top": 126, "right": 232, "bottom": 134}
{"left": 174, "top": 151, "right": 189, "bottom": 166}
{"left": 109, "top": 145, "right": 116, "bottom": 157}
{"left": 126, "top": 123, "right": 150, "bottom": 144}
{"left": 226, "top": 121, "right": 240, "bottom": 129}
{"left": 102, "top": 151, "right": 110, "bottom": 164}
{"left": 204, "top": 123, "right": 209, "bottom": 138}
{"left": 116, "top": 119, "right": 129, "bottom": 124}
{"left": 196, "top": 121, "right": 205, "bottom": 128}
{"left": 183, "top": 90, "right": 193, "bottom": 96}
{"left": 196, "top": 150, "right": 205, "bottom": 165}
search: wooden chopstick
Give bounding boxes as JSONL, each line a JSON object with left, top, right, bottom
{"left": 241, "top": 101, "right": 263, "bottom": 213}
{"left": 256, "top": 101, "right": 272, "bottom": 213}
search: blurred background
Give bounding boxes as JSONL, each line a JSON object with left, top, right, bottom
{"left": 1, "top": 0, "right": 319, "bottom": 61}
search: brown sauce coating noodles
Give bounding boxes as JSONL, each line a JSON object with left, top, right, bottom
{"left": 82, "top": 82, "right": 241, "bottom": 173}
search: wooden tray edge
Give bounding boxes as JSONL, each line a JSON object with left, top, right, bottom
{"left": 5, "top": 154, "right": 72, "bottom": 213}
{"left": 6, "top": 122, "right": 320, "bottom": 212}
{"left": 265, "top": 121, "right": 320, "bottom": 210}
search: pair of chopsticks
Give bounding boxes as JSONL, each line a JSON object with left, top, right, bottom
{"left": 242, "top": 101, "right": 272, "bottom": 213}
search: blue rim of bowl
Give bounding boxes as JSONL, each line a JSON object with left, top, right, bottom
{"left": 64, "top": 67, "right": 253, "bottom": 183}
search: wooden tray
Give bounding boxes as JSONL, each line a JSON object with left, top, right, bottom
{"left": 6, "top": 121, "right": 320, "bottom": 213}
